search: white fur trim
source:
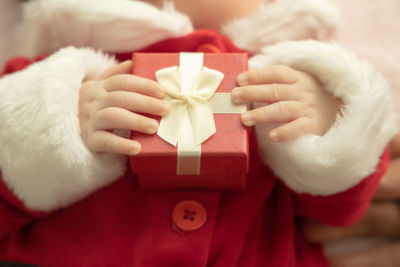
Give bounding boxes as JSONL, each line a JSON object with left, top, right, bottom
{"left": 11, "top": 0, "right": 193, "bottom": 58}
{"left": 0, "top": 47, "right": 126, "bottom": 211}
{"left": 250, "top": 40, "right": 398, "bottom": 195}
{"left": 222, "top": 0, "right": 340, "bottom": 54}
{"left": 2, "top": 0, "right": 340, "bottom": 60}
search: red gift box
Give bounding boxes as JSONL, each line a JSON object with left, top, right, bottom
{"left": 130, "top": 52, "right": 249, "bottom": 190}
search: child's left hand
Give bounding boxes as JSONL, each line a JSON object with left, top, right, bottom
{"left": 232, "top": 65, "right": 342, "bottom": 142}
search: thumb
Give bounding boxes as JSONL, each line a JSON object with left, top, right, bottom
{"left": 389, "top": 132, "right": 400, "bottom": 157}
{"left": 374, "top": 158, "right": 400, "bottom": 200}
{"left": 96, "top": 60, "right": 133, "bottom": 81}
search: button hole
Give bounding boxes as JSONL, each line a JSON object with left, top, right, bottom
{"left": 191, "top": 211, "right": 196, "bottom": 215}
{"left": 183, "top": 215, "right": 188, "bottom": 219}
{"left": 189, "top": 217, "right": 195, "bottom": 221}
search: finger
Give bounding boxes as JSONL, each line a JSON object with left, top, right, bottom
{"left": 329, "top": 243, "right": 400, "bottom": 267}
{"left": 389, "top": 132, "right": 400, "bottom": 157}
{"left": 302, "top": 202, "right": 400, "bottom": 243}
{"left": 237, "top": 65, "right": 299, "bottom": 86}
{"left": 94, "top": 107, "right": 159, "bottom": 135}
{"left": 268, "top": 117, "right": 314, "bottom": 142}
{"left": 302, "top": 218, "right": 374, "bottom": 243}
{"left": 375, "top": 158, "right": 400, "bottom": 200}
{"left": 90, "top": 130, "right": 141, "bottom": 155}
{"left": 241, "top": 101, "right": 303, "bottom": 127}
{"left": 96, "top": 60, "right": 133, "bottom": 80}
{"left": 104, "top": 91, "right": 169, "bottom": 116}
{"left": 301, "top": 219, "right": 345, "bottom": 243}
{"left": 361, "top": 201, "right": 400, "bottom": 237}
{"left": 231, "top": 83, "right": 297, "bottom": 104}
{"left": 104, "top": 74, "right": 166, "bottom": 99}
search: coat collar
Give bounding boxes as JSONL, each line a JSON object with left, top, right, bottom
{"left": 11, "top": 0, "right": 339, "bottom": 57}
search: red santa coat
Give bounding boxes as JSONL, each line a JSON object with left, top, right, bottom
{"left": 0, "top": 1, "right": 398, "bottom": 267}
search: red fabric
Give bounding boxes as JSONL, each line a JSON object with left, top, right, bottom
{"left": 115, "top": 29, "right": 244, "bottom": 62}
{"left": 0, "top": 30, "right": 387, "bottom": 267}
{"left": 0, "top": 173, "right": 48, "bottom": 236}
{"left": 1, "top": 56, "right": 47, "bottom": 77}
{"left": 293, "top": 149, "right": 389, "bottom": 227}
{"left": 1, "top": 57, "right": 33, "bottom": 76}
{"left": 130, "top": 53, "right": 249, "bottom": 190}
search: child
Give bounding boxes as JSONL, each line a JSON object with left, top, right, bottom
{"left": 0, "top": 0, "right": 397, "bottom": 266}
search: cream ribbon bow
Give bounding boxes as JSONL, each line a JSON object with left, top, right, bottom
{"left": 155, "top": 55, "right": 224, "bottom": 147}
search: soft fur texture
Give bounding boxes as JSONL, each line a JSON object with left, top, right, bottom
{"left": 0, "top": 0, "right": 397, "bottom": 211}
{"left": 0, "top": 47, "right": 125, "bottom": 211}
{"left": 5, "top": 0, "right": 193, "bottom": 63}
{"left": 222, "top": 0, "right": 340, "bottom": 54}
{"left": 0, "top": 0, "right": 338, "bottom": 65}
{"left": 250, "top": 40, "right": 398, "bottom": 195}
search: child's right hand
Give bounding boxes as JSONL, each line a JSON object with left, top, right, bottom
{"left": 79, "top": 60, "right": 169, "bottom": 155}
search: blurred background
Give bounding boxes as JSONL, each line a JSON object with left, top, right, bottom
{"left": 335, "top": 0, "right": 400, "bottom": 112}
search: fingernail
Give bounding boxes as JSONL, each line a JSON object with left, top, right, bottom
{"left": 157, "top": 86, "right": 167, "bottom": 98}
{"left": 241, "top": 112, "right": 255, "bottom": 126}
{"left": 147, "top": 119, "right": 159, "bottom": 134}
{"left": 130, "top": 142, "right": 141, "bottom": 155}
{"left": 237, "top": 73, "right": 248, "bottom": 86}
{"left": 269, "top": 131, "right": 280, "bottom": 142}
{"left": 231, "top": 88, "right": 242, "bottom": 103}
{"left": 160, "top": 102, "right": 170, "bottom": 116}
{"left": 122, "top": 60, "right": 133, "bottom": 65}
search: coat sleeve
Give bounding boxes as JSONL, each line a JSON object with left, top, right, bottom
{"left": 250, "top": 40, "right": 398, "bottom": 224}
{"left": 0, "top": 47, "right": 126, "bottom": 221}
{"left": 0, "top": 57, "right": 46, "bottom": 236}
{"left": 0, "top": 171, "right": 49, "bottom": 235}
{"left": 292, "top": 148, "right": 390, "bottom": 226}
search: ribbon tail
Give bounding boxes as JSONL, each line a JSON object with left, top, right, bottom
{"left": 158, "top": 101, "right": 186, "bottom": 146}
{"left": 188, "top": 98, "right": 216, "bottom": 145}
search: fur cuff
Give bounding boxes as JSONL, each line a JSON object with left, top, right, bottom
{"left": 0, "top": 47, "right": 126, "bottom": 211}
{"left": 249, "top": 40, "right": 398, "bottom": 195}
{"left": 222, "top": 0, "right": 340, "bottom": 54}
{"left": 13, "top": 0, "right": 193, "bottom": 58}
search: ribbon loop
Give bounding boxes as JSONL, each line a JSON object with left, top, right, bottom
{"left": 155, "top": 54, "right": 224, "bottom": 147}
{"left": 156, "top": 67, "right": 182, "bottom": 99}
{"left": 193, "top": 67, "right": 224, "bottom": 99}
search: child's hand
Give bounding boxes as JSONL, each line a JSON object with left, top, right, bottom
{"left": 232, "top": 65, "right": 342, "bottom": 142}
{"left": 301, "top": 132, "right": 400, "bottom": 267}
{"left": 79, "top": 60, "right": 169, "bottom": 155}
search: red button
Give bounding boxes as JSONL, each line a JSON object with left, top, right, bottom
{"left": 172, "top": 200, "right": 207, "bottom": 232}
{"left": 196, "top": 44, "right": 221, "bottom": 53}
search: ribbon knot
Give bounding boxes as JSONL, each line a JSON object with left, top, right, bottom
{"left": 180, "top": 92, "right": 192, "bottom": 102}
{"left": 155, "top": 61, "right": 224, "bottom": 147}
